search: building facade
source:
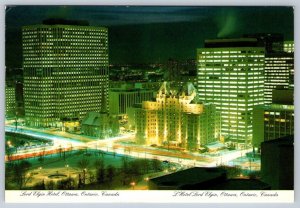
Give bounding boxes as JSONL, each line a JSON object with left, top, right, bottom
{"left": 197, "top": 38, "right": 265, "bottom": 148}
{"left": 284, "top": 40, "right": 294, "bottom": 53}
{"left": 81, "top": 112, "right": 119, "bottom": 139}
{"left": 252, "top": 104, "right": 294, "bottom": 148}
{"left": 22, "top": 20, "right": 109, "bottom": 127}
{"left": 5, "top": 85, "right": 16, "bottom": 117}
{"left": 135, "top": 82, "right": 220, "bottom": 151}
{"left": 109, "top": 84, "right": 155, "bottom": 115}
{"left": 264, "top": 53, "right": 294, "bottom": 103}
{"left": 260, "top": 136, "right": 294, "bottom": 190}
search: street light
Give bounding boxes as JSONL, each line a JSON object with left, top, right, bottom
{"left": 65, "top": 164, "right": 69, "bottom": 177}
{"left": 130, "top": 182, "right": 136, "bottom": 190}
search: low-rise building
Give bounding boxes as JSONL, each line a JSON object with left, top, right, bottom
{"left": 252, "top": 104, "right": 294, "bottom": 148}
{"left": 109, "top": 84, "right": 155, "bottom": 116}
{"left": 81, "top": 112, "right": 119, "bottom": 139}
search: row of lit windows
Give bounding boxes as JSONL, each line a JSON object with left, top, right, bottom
{"left": 23, "top": 27, "right": 107, "bottom": 32}
{"left": 199, "top": 50, "right": 264, "bottom": 54}
{"left": 23, "top": 38, "right": 107, "bottom": 43}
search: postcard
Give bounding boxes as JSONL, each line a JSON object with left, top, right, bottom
{"left": 4, "top": 5, "right": 294, "bottom": 203}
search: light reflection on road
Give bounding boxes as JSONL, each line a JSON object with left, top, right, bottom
{"left": 5, "top": 125, "right": 256, "bottom": 170}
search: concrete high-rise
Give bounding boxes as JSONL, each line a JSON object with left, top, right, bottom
{"left": 197, "top": 38, "right": 265, "bottom": 148}
{"left": 22, "top": 19, "right": 109, "bottom": 128}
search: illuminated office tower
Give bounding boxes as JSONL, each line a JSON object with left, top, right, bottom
{"left": 264, "top": 53, "right": 294, "bottom": 103}
{"left": 135, "top": 82, "right": 220, "bottom": 151}
{"left": 197, "top": 38, "right": 265, "bottom": 148}
{"left": 5, "top": 84, "right": 16, "bottom": 117}
{"left": 22, "top": 19, "right": 109, "bottom": 127}
{"left": 283, "top": 41, "right": 295, "bottom": 88}
{"left": 284, "top": 41, "right": 294, "bottom": 53}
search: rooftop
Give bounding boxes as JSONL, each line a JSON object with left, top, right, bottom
{"left": 149, "top": 167, "right": 226, "bottom": 189}
{"left": 203, "top": 179, "right": 271, "bottom": 190}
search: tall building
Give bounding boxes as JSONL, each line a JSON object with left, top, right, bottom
{"left": 243, "top": 33, "right": 284, "bottom": 53}
{"left": 244, "top": 34, "right": 294, "bottom": 94}
{"left": 283, "top": 41, "right": 295, "bottom": 88}
{"left": 264, "top": 52, "right": 294, "bottom": 103}
{"left": 22, "top": 19, "right": 109, "bottom": 127}
{"left": 197, "top": 38, "right": 265, "bottom": 148}
{"left": 134, "top": 82, "right": 220, "bottom": 151}
{"left": 5, "top": 84, "right": 16, "bottom": 117}
{"left": 252, "top": 104, "right": 294, "bottom": 148}
{"left": 109, "top": 83, "right": 155, "bottom": 116}
{"left": 284, "top": 40, "right": 294, "bottom": 53}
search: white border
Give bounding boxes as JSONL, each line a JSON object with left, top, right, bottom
{"left": 5, "top": 190, "right": 294, "bottom": 203}
{"left": 1, "top": 0, "right": 299, "bottom": 207}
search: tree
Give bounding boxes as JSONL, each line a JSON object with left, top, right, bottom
{"left": 88, "top": 170, "right": 96, "bottom": 184}
{"left": 57, "top": 177, "right": 76, "bottom": 190}
{"left": 38, "top": 148, "right": 46, "bottom": 164}
{"left": 5, "top": 145, "right": 14, "bottom": 162}
{"left": 77, "top": 158, "right": 89, "bottom": 185}
{"left": 95, "top": 159, "right": 105, "bottom": 184}
{"left": 46, "top": 180, "right": 55, "bottom": 190}
{"left": 32, "top": 180, "right": 46, "bottom": 190}
{"left": 219, "top": 165, "right": 242, "bottom": 179}
{"left": 106, "top": 165, "right": 116, "bottom": 183}
{"left": 13, "top": 160, "right": 32, "bottom": 189}
{"left": 121, "top": 157, "right": 129, "bottom": 173}
{"left": 58, "top": 144, "right": 62, "bottom": 158}
{"left": 140, "top": 159, "right": 150, "bottom": 174}
{"left": 151, "top": 159, "right": 162, "bottom": 172}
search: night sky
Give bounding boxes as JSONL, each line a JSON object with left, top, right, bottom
{"left": 5, "top": 6, "right": 294, "bottom": 67}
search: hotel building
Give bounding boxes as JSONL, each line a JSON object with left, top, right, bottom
{"left": 197, "top": 38, "right": 265, "bottom": 148}
{"left": 134, "top": 82, "right": 220, "bottom": 151}
{"left": 22, "top": 19, "right": 109, "bottom": 127}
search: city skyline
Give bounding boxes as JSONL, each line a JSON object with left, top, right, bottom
{"left": 4, "top": 5, "right": 294, "bottom": 197}
{"left": 6, "top": 6, "right": 294, "bottom": 67}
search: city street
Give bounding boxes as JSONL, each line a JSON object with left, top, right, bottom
{"left": 5, "top": 122, "right": 256, "bottom": 170}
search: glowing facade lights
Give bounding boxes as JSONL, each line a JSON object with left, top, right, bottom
{"left": 197, "top": 39, "right": 265, "bottom": 147}
{"left": 22, "top": 24, "right": 109, "bottom": 127}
